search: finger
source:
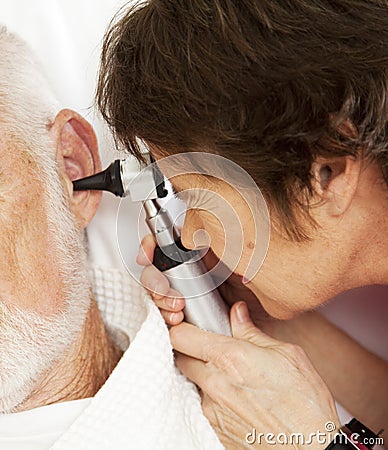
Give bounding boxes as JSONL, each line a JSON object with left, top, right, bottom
{"left": 169, "top": 322, "right": 230, "bottom": 362}
{"left": 140, "top": 264, "right": 170, "bottom": 299}
{"left": 175, "top": 353, "right": 233, "bottom": 402}
{"left": 136, "top": 234, "right": 156, "bottom": 266}
{"left": 175, "top": 352, "right": 213, "bottom": 389}
{"left": 154, "top": 289, "right": 185, "bottom": 312}
{"left": 160, "top": 309, "right": 184, "bottom": 326}
{"left": 231, "top": 301, "right": 278, "bottom": 347}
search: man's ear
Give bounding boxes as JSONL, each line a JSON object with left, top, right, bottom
{"left": 311, "top": 155, "right": 362, "bottom": 216}
{"left": 49, "top": 108, "right": 102, "bottom": 228}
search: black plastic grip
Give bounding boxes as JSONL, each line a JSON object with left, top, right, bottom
{"left": 153, "top": 238, "right": 198, "bottom": 272}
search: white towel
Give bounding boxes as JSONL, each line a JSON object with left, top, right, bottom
{"left": 51, "top": 266, "right": 223, "bottom": 450}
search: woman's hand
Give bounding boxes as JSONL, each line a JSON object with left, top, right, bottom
{"left": 172, "top": 301, "right": 340, "bottom": 449}
{"left": 137, "top": 234, "right": 273, "bottom": 330}
{"left": 137, "top": 235, "right": 340, "bottom": 448}
{"left": 137, "top": 234, "right": 186, "bottom": 325}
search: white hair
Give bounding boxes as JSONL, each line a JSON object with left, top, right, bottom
{"left": 0, "top": 27, "right": 92, "bottom": 412}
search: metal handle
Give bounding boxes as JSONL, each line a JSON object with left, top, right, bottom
{"left": 162, "top": 258, "right": 231, "bottom": 336}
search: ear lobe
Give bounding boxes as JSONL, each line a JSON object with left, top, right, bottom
{"left": 311, "top": 155, "right": 362, "bottom": 216}
{"left": 50, "top": 109, "right": 102, "bottom": 228}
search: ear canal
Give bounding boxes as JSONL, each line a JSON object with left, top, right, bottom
{"left": 64, "top": 157, "right": 84, "bottom": 181}
{"left": 319, "top": 165, "right": 332, "bottom": 190}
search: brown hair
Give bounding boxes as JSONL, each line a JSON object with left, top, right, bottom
{"left": 97, "top": 0, "right": 388, "bottom": 240}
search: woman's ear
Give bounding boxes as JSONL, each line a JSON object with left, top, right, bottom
{"left": 311, "top": 155, "right": 362, "bottom": 216}
{"left": 311, "top": 118, "right": 362, "bottom": 217}
{"left": 49, "top": 108, "right": 102, "bottom": 228}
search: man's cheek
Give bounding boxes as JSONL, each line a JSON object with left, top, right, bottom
{"left": 18, "top": 205, "right": 62, "bottom": 314}
{"left": 0, "top": 187, "right": 59, "bottom": 314}
{"left": 0, "top": 216, "right": 21, "bottom": 307}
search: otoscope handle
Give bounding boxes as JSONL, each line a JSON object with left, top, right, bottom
{"left": 153, "top": 240, "right": 232, "bottom": 336}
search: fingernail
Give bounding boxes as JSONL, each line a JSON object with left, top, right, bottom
{"left": 168, "top": 297, "right": 177, "bottom": 309}
{"left": 242, "top": 276, "right": 250, "bottom": 284}
{"left": 150, "top": 281, "right": 162, "bottom": 296}
{"left": 236, "top": 302, "right": 249, "bottom": 323}
{"left": 168, "top": 312, "right": 176, "bottom": 323}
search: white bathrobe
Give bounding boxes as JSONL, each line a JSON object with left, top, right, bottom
{"left": 0, "top": 267, "right": 223, "bottom": 450}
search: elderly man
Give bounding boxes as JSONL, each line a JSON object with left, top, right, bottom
{"left": 0, "top": 27, "right": 224, "bottom": 450}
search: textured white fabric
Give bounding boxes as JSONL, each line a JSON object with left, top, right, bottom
{"left": 0, "top": 399, "right": 91, "bottom": 450}
{"left": 49, "top": 266, "right": 223, "bottom": 450}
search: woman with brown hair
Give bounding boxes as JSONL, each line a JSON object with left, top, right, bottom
{"left": 97, "top": 1, "right": 388, "bottom": 448}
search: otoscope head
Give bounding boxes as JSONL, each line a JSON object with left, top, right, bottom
{"left": 72, "top": 154, "right": 168, "bottom": 201}
{"left": 73, "top": 160, "right": 124, "bottom": 196}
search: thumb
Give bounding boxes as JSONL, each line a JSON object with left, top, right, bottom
{"left": 231, "top": 302, "right": 277, "bottom": 347}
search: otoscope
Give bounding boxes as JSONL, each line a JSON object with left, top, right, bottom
{"left": 73, "top": 156, "right": 231, "bottom": 336}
